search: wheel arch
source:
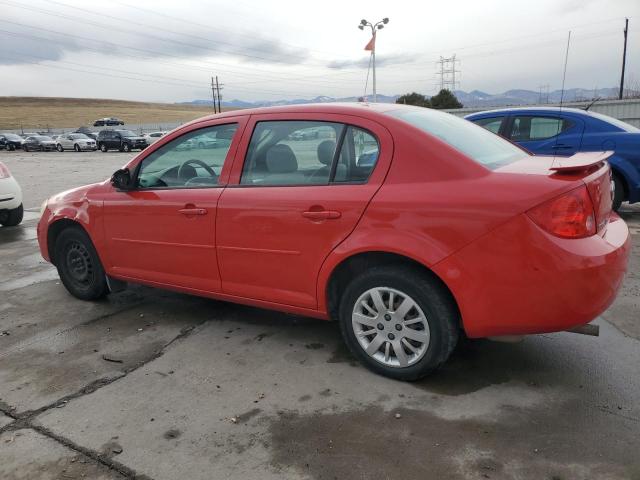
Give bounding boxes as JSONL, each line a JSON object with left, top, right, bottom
{"left": 323, "top": 250, "right": 461, "bottom": 327}
{"left": 47, "top": 218, "right": 89, "bottom": 266}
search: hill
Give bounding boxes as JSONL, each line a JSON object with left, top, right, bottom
{"left": 0, "top": 97, "right": 226, "bottom": 130}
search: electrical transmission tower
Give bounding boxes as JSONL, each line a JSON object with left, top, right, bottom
{"left": 436, "top": 55, "right": 460, "bottom": 91}
{"left": 538, "top": 84, "right": 550, "bottom": 104}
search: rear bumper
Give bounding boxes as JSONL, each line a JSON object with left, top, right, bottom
{"left": 433, "top": 213, "right": 631, "bottom": 338}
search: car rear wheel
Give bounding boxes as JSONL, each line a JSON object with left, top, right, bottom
{"left": 0, "top": 203, "right": 23, "bottom": 227}
{"left": 54, "top": 227, "right": 108, "bottom": 300}
{"left": 338, "top": 265, "right": 459, "bottom": 381}
{"left": 100, "top": 143, "right": 108, "bottom": 152}
{"left": 56, "top": 144, "right": 63, "bottom": 152}
{"left": 613, "top": 173, "right": 625, "bottom": 211}
{"left": 122, "top": 143, "right": 131, "bottom": 152}
{"left": 8, "top": 144, "right": 15, "bottom": 151}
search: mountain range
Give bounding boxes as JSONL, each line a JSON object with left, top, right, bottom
{"left": 181, "top": 87, "right": 621, "bottom": 109}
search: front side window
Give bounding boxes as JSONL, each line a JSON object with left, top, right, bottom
{"left": 473, "top": 116, "right": 504, "bottom": 134}
{"left": 509, "top": 116, "right": 573, "bottom": 141}
{"left": 136, "top": 124, "right": 238, "bottom": 189}
{"left": 240, "top": 121, "right": 343, "bottom": 186}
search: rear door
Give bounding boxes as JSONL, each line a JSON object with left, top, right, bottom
{"left": 506, "top": 114, "right": 584, "bottom": 155}
{"left": 216, "top": 113, "right": 393, "bottom": 308}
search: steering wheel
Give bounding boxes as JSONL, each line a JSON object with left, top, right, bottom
{"left": 177, "top": 159, "right": 217, "bottom": 182}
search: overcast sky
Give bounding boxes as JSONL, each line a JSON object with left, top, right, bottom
{"left": 0, "top": 0, "right": 638, "bottom": 102}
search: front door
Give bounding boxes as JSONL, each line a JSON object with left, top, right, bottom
{"left": 216, "top": 114, "right": 392, "bottom": 308}
{"left": 102, "top": 121, "right": 242, "bottom": 292}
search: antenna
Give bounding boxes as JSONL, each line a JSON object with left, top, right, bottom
{"left": 553, "top": 31, "right": 571, "bottom": 164}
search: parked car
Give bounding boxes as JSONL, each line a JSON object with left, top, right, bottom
{"left": 0, "top": 162, "right": 23, "bottom": 226}
{"left": 23, "top": 135, "right": 56, "bottom": 151}
{"left": 97, "top": 130, "right": 148, "bottom": 152}
{"left": 93, "top": 117, "right": 125, "bottom": 127}
{"left": 0, "top": 133, "right": 24, "bottom": 151}
{"left": 56, "top": 133, "right": 98, "bottom": 152}
{"left": 465, "top": 107, "right": 640, "bottom": 210}
{"left": 143, "top": 131, "right": 166, "bottom": 144}
{"left": 37, "top": 104, "right": 629, "bottom": 381}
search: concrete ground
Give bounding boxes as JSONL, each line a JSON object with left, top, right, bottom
{"left": 1, "top": 149, "right": 639, "bottom": 480}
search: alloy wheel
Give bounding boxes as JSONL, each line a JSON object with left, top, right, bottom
{"left": 352, "top": 287, "right": 430, "bottom": 368}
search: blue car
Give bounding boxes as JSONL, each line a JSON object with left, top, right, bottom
{"left": 466, "top": 107, "right": 640, "bottom": 210}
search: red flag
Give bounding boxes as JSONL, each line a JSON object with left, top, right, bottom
{"left": 364, "top": 34, "right": 376, "bottom": 51}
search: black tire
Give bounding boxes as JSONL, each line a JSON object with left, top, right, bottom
{"left": 100, "top": 143, "right": 108, "bottom": 152}
{"left": 54, "top": 227, "right": 108, "bottom": 300}
{"left": 23, "top": 145, "right": 29, "bottom": 152}
{"left": 8, "top": 144, "right": 15, "bottom": 151}
{"left": 338, "top": 265, "right": 459, "bottom": 381}
{"left": 122, "top": 143, "right": 131, "bottom": 152}
{"left": 612, "top": 173, "right": 625, "bottom": 211}
{"left": 56, "top": 144, "right": 64, "bottom": 152}
{"left": 74, "top": 144, "right": 81, "bottom": 152}
{"left": 0, "top": 203, "right": 23, "bottom": 227}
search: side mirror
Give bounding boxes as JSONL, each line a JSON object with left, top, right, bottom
{"left": 111, "top": 168, "right": 133, "bottom": 190}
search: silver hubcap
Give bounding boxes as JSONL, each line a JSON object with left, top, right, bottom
{"left": 352, "top": 287, "right": 430, "bottom": 368}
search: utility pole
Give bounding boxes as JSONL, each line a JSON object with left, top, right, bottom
{"left": 358, "top": 17, "right": 389, "bottom": 103}
{"left": 215, "top": 76, "right": 222, "bottom": 113}
{"left": 211, "top": 76, "right": 218, "bottom": 114}
{"left": 538, "top": 84, "right": 550, "bottom": 104}
{"left": 619, "top": 18, "right": 629, "bottom": 100}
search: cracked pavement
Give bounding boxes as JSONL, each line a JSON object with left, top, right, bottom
{"left": 1, "top": 151, "right": 639, "bottom": 479}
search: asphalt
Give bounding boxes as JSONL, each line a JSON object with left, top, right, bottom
{"left": 1, "top": 150, "right": 639, "bottom": 480}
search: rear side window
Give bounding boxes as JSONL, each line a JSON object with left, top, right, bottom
{"left": 240, "top": 121, "right": 380, "bottom": 186}
{"left": 472, "top": 116, "right": 504, "bottom": 134}
{"left": 509, "top": 116, "right": 573, "bottom": 141}
{"left": 386, "top": 107, "right": 526, "bottom": 169}
{"left": 333, "top": 126, "right": 379, "bottom": 183}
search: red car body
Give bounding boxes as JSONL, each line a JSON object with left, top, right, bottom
{"left": 37, "top": 103, "right": 629, "bottom": 340}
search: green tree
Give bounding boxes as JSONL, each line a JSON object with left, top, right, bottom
{"left": 429, "top": 89, "right": 463, "bottom": 109}
{"left": 395, "top": 92, "right": 431, "bottom": 107}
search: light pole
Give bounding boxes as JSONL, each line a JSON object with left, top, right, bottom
{"left": 359, "top": 17, "right": 389, "bottom": 103}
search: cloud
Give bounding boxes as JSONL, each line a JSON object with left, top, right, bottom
{"left": 326, "top": 53, "right": 419, "bottom": 70}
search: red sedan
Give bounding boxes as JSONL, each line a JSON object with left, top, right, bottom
{"left": 37, "top": 103, "right": 630, "bottom": 380}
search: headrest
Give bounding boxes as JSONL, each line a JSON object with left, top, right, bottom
{"left": 266, "top": 144, "right": 298, "bottom": 173}
{"left": 317, "top": 140, "right": 336, "bottom": 165}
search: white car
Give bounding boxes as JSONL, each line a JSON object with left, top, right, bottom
{"left": 0, "top": 162, "right": 23, "bottom": 227}
{"left": 56, "top": 133, "right": 98, "bottom": 152}
{"left": 144, "top": 131, "right": 166, "bottom": 144}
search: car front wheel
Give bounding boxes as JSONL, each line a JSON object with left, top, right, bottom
{"left": 56, "top": 144, "right": 64, "bottom": 152}
{"left": 339, "top": 265, "right": 459, "bottom": 381}
{"left": 122, "top": 143, "right": 131, "bottom": 152}
{"left": 0, "top": 203, "right": 23, "bottom": 227}
{"left": 100, "top": 143, "right": 108, "bottom": 152}
{"left": 74, "top": 144, "right": 81, "bottom": 152}
{"left": 54, "top": 227, "right": 108, "bottom": 300}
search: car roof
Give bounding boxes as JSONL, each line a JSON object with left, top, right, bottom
{"left": 465, "top": 106, "right": 596, "bottom": 118}
{"left": 184, "top": 102, "right": 402, "bottom": 126}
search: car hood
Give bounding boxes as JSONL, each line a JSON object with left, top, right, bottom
{"left": 48, "top": 182, "right": 100, "bottom": 206}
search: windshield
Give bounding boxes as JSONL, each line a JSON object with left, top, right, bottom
{"left": 34, "top": 136, "right": 52, "bottom": 141}
{"left": 69, "top": 133, "right": 88, "bottom": 139}
{"left": 5, "top": 134, "right": 22, "bottom": 140}
{"left": 385, "top": 107, "right": 527, "bottom": 169}
{"left": 118, "top": 130, "right": 137, "bottom": 137}
{"left": 586, "top": 111, "right": 640, "bottom": 133}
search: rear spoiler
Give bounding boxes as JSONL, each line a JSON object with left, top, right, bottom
{"left": 549, "top": 151, "right": 613, "bottom": 173}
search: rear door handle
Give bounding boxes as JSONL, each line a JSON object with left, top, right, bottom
{"left": 302, "top": 210, "right": 341, "bottom": 220}
{"left": 179, "top": 207, "right": 208, "bottom": 215}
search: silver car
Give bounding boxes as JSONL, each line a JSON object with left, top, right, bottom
{"left": 56, "top": 133, "right": 97, "bottom": 152}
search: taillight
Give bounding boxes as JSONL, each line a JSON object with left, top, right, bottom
{"left": 0, "top": 162, "right": 11, "bottom": 179}
{"left": 527, "top": 185, "right": 596, "bottom": 239}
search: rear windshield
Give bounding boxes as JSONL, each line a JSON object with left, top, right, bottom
{"left": 385, "top": 107, "right": 527, "bottom": 169}
{"left": 118, "top": 130, "right": 137, "bottom": 137}
{"left": 69, "top": 133, "right": 88, "bottom": 139}
{"left": 586, "top": 111, "right": 640, "bottom": 133}
{"left": 34, "top": 136, "right": 52, "bottom": 141}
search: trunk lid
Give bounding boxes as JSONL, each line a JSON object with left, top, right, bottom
{"left": 496, "top": 151, "right": 614, "bottom": 233}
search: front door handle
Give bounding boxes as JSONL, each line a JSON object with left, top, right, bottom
{"left": 551, "top": 144, "right": 573, "bottom": 149}
{"left": 302, "top": 210, "right": 341, "bottom": 220}
{"left": 179, "top": 207, "right": 208, "bottom": 216}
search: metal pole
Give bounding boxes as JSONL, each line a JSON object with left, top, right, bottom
{"left": 372, "top": 31, "right": 377, "bottom": 103}
{"left": 216, "top": 76, "right": 222, "bottom": 113}
{"left": 619, "top": 18, "right": 628, "bottom": 100}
